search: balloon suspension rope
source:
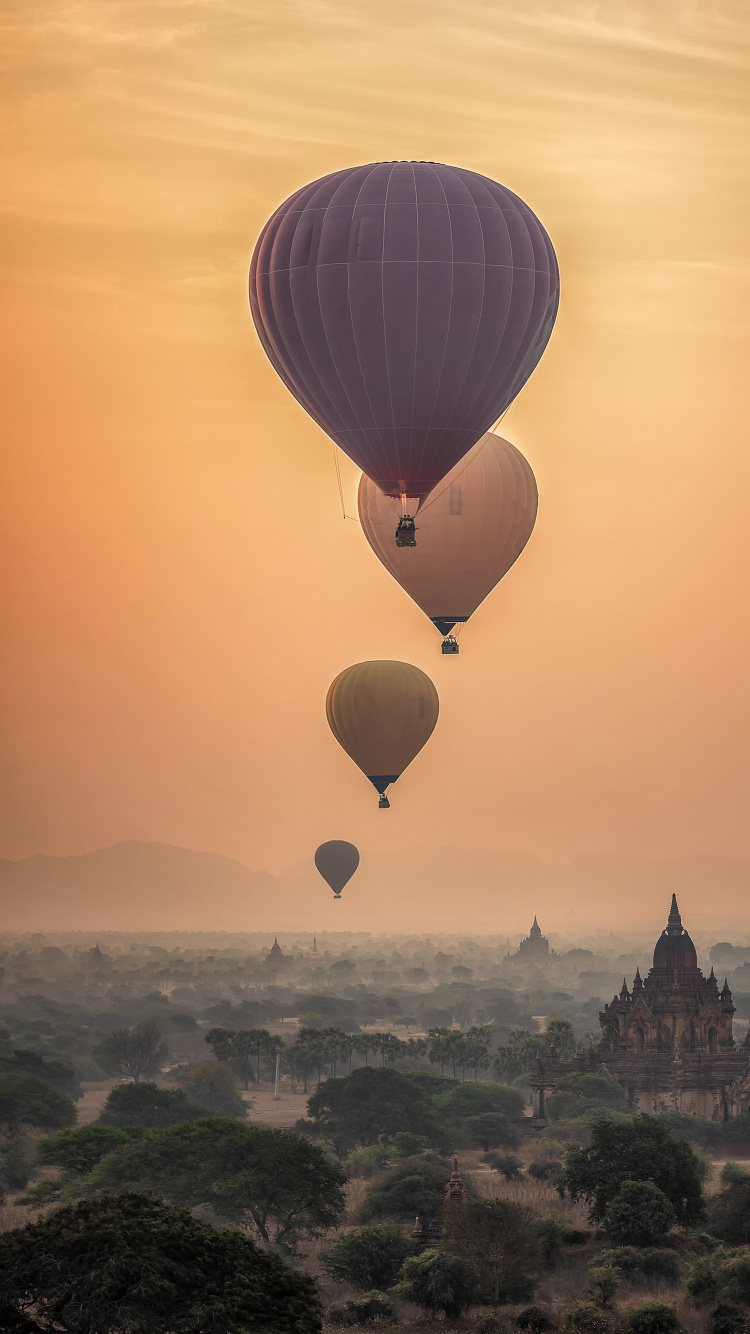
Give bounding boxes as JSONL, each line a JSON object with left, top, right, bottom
{"left": 332, "top": 444, "right": 360, "bottom": 522}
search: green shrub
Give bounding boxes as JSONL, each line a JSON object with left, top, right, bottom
{"left": 517, "top": 1308, "right": 557, "bottom": 1333}
{"left": 563, "top": 1303, "right": 618, "bottom": 1334}
{"left": 0, "top": 1136, "right": 34, "bottom": 1190}
{"left": 710, "top": 1306, "right": 750, "bottom": 1334}
{"left": 326, "top": 1290, "right": 395, "bottom": 1325}
{"left": 391, "top": 1130, "right": 429, "bottom": 1156}
{"left": 708, "top": 1176, "right": 750, "bottom": 1244}
{"left": 586, "top": 1264, "right": 621, "bottom": 1308}
{"left": 718, "top": 1255, "right": 750, "bottom": 1307}
{"left": 535, "top": 1213, "right": 571, "bottom": 1269}
{"left": 687, "top": 1255, "right": 721, "bottom": 1306}
{"left": 598, "top": 1248, "right": 682, "bottom": 1284}
{"left": 528, "top": 1160, "right": 563, "bottom": 1183}
{"left": 343, "top": 1145, "right": 390, "bottom": 1178}
{"left": 604, "top": 1181, "right": 676, "bottom": 1247}
{"left": 320, "top": 1224, "right": 410, "bottom": 1291}
{"left": 394, "top": 1247, "right": 476, "bottom": 1319}
{"left": 486, "top": 1153, "right": 523, "bottom": 1180}
{"left": 626, "top": 1303, "right": 681, "bottom": 1334}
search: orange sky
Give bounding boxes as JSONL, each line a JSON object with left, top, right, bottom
{"left": 2, "top": 1, "right": 750, "bottom": 894}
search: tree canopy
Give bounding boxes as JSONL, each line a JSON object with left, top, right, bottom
{"left": 547, "top": 1074, "right": 627, "bottom": 1123}
{"left": 177, "top": 1061, "right": 247, "bottom": 1118}
{"left": 305, "top": 1066, "right": 438, "bottom": 1151}
{"left": 320, "top": 1224, "right": 411, "bottom": 1291}
{"left": 0, "top": 1072, "right": 77, "bottom": 1137}
{"left": 359, "top": 1152, "right": 453, "bottom": 1223}
{"left": 558, "top": 1115, "right": 705, "bottom": 1226}
{"left": 0, "top": 1050, "right": 81, "bottom": 1101}
{"left": 707, "top": 1166, "right": 750, "bottom": 1244}
{"left": 98, "top": 1081, "right": 210, "bottom": 1128}
{"left": 0, "top": 1192, "right": 322, "bottom": 1334}
{"left": 604, "top": 1180, "right": 677, "bottom": 1247}
{"left": 75, "top": 1118, "right": 346, "bottom": 1253}
{"left": 394, "top": 1248, "right": 476, "bottom": 1319}
{"left": 463, "top": 1112, "right": 518, "bottom": 1153}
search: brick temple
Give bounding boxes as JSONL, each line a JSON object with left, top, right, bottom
{"left": 530, "top": 896, "right": 750, "bottom": 1122}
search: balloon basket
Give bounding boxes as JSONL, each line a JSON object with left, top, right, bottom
{"left": 395, "top": 515, "right": 417, "bottom": 548}
{"left": 441, "top": 636, "right": 460, "bottom": 655}
{"left": 378, "top": 794, "right": 391, "bottom": 809}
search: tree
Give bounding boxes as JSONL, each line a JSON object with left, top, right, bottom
{"left": 178, "top": 1061, "right": 246, "bottom": 1118}
{"left": 626, "top": 1304, "right": 681, "bottom": 1334}
{"left": 394, "top": 1248, "right": 476, "bottom": 1319}
{"left": 0, "top": 1192, "right": 322, "bottom": 1334}
{"left": 441, "top": 1198, "right": 541, "bottom": 1304}
{"left": 204, "top": 1026, "right": 236, "bottom": 1064}
{"left": 92, "top": 1023, "right": 167, "bottom": 1082}
{"left": 291, "top": 1028, "right": 332, "bottom": 1091}
{"left": 604, "top": 1181, "right": 677, "bottom": 1247}
{"left": 98, "top": 1081, "right": 210, "bottom": 1128}
{"left": 547, "top": 1074, "right": 627, "bottom": 1123}
{"left": 707, "top": 1170, "right": 750, "bottom": 1244}
{"left": 558, "top": 1115, "right": 705, "bottom": 1226}
{"left": 493, "top": 1029, "right": 547, "bottom": 1081}
{"left": 76, "top": 1119, "right": 346, "bottom": 1254}
{"left": 320, "top": 1224, "right": 411, "bottom": 1291}
{"left": 305, "top": 1067, "right": 438, "bottom": 1152}
{"left": 545, "top": 1018, "right": 580, "bottom": 1059}
{"left": 15, "top": 1125, "right": 145, "bottom": 1207}
{"left": 0, "top": 1072, "right": 77, "bottom": 1137}
{"left": 487, "top": 1152, "right": 523, "bottom": 1180}
{"left": 463, "top": 1112, "right": 518, "bottom": 1153}
{"left": 360, "top": 1152, "right": 452, "bottom": 1223}
{"left": 587, "top": 1263, "right": 621, "bottom": 1308}
{"left": 0, "top": 1050, "right": 81, "bottom": 1100}
{"left": 231, "top": 1030, "right": 259, "bottom": 1088}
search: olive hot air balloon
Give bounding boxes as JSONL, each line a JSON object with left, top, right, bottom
{"left": 326, "top": 661, "right": 439, "bottom": 808}
{"left": 250, "top": 162, "right": 559, "bottom": 522}
{"left": 358, "top": 433, "right": 538, "bottom": 653}
{"left": 314, "top": 840, "right": 360, "bottom": 899}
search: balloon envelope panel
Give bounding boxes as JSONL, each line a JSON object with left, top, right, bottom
{"left": 325, "top": 660, "right": 439, "bottom": 790}
{"left": 250, "top": 162, "right": 559, "bottom": 499}
{"left": 358, "top": 433, "right": 538, "bottom": 631}
{"left": 314, "top": 840, "right": 360, "bottom": 895}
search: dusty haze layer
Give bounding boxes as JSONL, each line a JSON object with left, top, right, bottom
{"left": 1, "top": 841, "right": 749, "bottom": 939}
{"left": 2, "top": 2, "right": 750, "bottom": 927}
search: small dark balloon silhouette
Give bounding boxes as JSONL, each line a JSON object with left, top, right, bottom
{"left": 314, "top": 840, "right": 360, "bottom": 899}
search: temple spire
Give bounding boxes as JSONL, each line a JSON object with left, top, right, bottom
{"left": 667, "top": 894, "right": 683, "bottom": 935}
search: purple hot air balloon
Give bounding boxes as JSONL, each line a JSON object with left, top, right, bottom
{"left": 249, "top": 161, "right": 559, "bottom": 503}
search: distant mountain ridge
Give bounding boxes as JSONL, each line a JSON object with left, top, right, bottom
{"left": 1, "top": 840, "right": 749, "bottom": 938}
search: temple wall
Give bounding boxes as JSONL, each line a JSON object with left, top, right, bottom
{"left": 630, "top": 1086, "right": 725, "bottom": 1118}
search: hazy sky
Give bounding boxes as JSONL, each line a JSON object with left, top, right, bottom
{"left": 2, "top": 0, "right": 749, "bottom": 885}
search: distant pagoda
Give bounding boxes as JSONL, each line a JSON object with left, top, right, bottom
{"left": 505, "top": 916, "right": 557, "bottom": 965}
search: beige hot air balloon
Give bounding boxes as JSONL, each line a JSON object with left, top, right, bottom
{"left": 326, "top": 660, "right": 439, "bottom": 808}
{"left": 358, "top": 433, "right": 538, "bottom": 652}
